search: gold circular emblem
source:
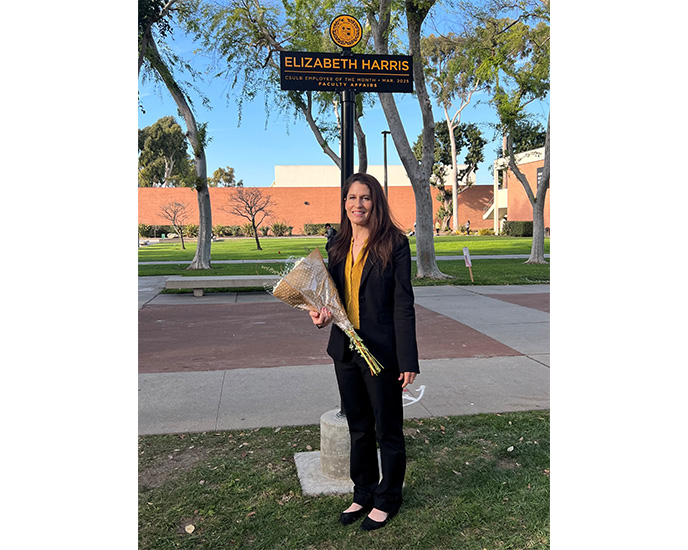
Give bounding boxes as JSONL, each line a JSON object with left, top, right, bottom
{"left": 329, "top": 15, "right": 362, "bottom": 49}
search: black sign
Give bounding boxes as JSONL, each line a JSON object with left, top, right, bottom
{"left": 280, "top": 51, "right": 413, "bottom": 93}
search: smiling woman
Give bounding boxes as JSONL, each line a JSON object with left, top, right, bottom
{"left": 307, "top": 172, "right": 419, "bottom": 531}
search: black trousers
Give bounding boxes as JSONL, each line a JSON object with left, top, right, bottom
{"left": 334, "top": 351, "right": 406, "bottom": 515}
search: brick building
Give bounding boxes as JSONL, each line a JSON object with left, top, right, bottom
{"left": 138, "top": 159, "right": 548, "bottom": 235}
{"left": 485, "top": 148, "right": 550, "bottom": 232}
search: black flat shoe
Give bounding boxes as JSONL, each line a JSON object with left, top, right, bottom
{"left": 339, "top": 505, "right": 372, "bottom": 526}
{"left": 360, "top": 511, "right": 397, "bottom": 531}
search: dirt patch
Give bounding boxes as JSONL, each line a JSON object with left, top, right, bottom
{"left": 139, "top": 446, "right": 214, "bottom": 490}
{"left": 496, "top": 458, "right": 521, "bottom": 470}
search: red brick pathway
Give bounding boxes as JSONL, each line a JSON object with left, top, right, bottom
{"left": 138, "top": 302, "right": 521, "bottom": 374}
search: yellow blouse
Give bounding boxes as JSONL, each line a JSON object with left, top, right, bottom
{"left": 343, "top": 238, "right": 369, "bottom": 330}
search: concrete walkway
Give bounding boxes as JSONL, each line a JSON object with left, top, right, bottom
{"left": 138, "top": 277, "right": 549, "bottom": 435}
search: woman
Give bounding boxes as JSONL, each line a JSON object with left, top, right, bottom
{"left": 309, "top": 173, "right": 419, "bottom": 531}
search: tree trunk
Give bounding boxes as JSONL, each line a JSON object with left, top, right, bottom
{"left": 190, "top": 185, "right": 213, "bottom": 268}
{"left": 369, "top": 0, "right": 448, "bottom": 279}
{"left": 252, "top": 221, "right": 262, "bottom": 250}
{"left": 355, "top": 109, "right": 368, "bottom": 173}
{"left": 528, "top": 201, "right": 546, "bottom": 264}
{"left": 446, "top": 111, "right": 459, "bottom": 233}
{"left": 506, "top": 113, "right": 550, "bottom": 264}
{"left": 145, "top": 35, "right": 212, "bottom": 270}
{"left": 175, "top": 224, "right": 186, "bottom": 250}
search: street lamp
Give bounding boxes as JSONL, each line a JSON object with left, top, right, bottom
{"left": 381, "top": 130, "right": 391, "bottom": 197}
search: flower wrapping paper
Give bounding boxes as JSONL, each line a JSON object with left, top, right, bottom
{"left": 269, "top": 247, "right": 383, "bottom": 375}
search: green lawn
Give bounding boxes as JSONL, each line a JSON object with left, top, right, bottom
{"left": 139, "top": 258, "right": 549, "bottom": 286}
{"left": 138, "top": 236, "right": 550, "bottom": 285}
{"left": 139, "top": 411, "right": 550, "bottom": 550}
{"left": 138, "top": 235, "right": 550, "bottom": 262}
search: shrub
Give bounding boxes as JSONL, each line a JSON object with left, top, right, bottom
{"left": 213, "top": 225, "right": 230, "bottom": 237}
{"left": 303, "top": 223, "right": 320, "bottom": 236}
{"left": 271, "top": 221, "right": 291, "bottom": 237}
{"left": 503, "top": 221, "right": 533, "bottom": 237}
{"left": 261, "top": 226, "right": 270, "bottom": 236}
{"left": 214, "top": 225, "right": 244, "bottom": 237}
{"left": 478, "top": 228, "right": 495, "bottom": 236}
{"left": 140, "top": 225, "right": 174, "bottom": 237}
{"left": 183, "top": 224, "right": 199, "bottom": 237}
{"left": 241, "top": 223, "right": 255, "bottom": 237}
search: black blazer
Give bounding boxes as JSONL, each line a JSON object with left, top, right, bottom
{"left": 326, "top": 235, "right": 420, "bottom": 374}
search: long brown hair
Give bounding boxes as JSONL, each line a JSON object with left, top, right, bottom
{"left": 328, "top": 173, "right": 406, "bottom": 270}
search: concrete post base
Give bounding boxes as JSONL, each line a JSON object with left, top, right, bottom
{"left": 293, "top": 409, "right": 383, "bottom": 496}
{"left": 319, "top": 409, "right": 350, "bottom": 480}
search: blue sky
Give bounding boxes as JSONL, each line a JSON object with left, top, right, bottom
{"left": 138, "top": 16, "right": 549, "bottom": 188}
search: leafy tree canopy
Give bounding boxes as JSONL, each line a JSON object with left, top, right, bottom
{"left": 208, "top": 165, "right": 243, "bottom": 187}
{"left": 138, "top": 116, "right": 195, "bottom": 187}
{"left": 413, "top": 120, "right": 486, "bottom": 179}
{"left": 495, "top": 119, "right": 546, "bottom": 157}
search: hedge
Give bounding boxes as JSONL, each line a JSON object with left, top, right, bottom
{"left": 502, "top": 221, "right": 533, "bottom": 237}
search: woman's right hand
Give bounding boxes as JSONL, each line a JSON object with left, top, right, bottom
{"left": 309, "top": 307, "right": 332, "bottom": 329}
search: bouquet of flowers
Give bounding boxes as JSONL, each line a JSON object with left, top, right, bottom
{"left": 268, "top": 247, "right": 383, "bottom": 376}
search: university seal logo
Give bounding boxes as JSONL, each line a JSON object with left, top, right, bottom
{"left": 329, "top": 15, "right": 362, "bottom": 49}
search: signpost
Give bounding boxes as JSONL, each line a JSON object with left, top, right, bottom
{"left": 463, "top": 247, "right": 474, "bottom": 283}
{"left": 279, "top": 15, "right": 414, "bottom": 420}
{"left": 279, "top": 51, "right": 413, "bottom": 93}
{"left": 279, "top": 14, "right": 414, "bottom": 187}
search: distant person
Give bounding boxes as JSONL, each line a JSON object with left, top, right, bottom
{"left": 435, "top": 220, "right": 440, "bottom": 236}
{"left": 325, "top": 223, "right": 337, "bottom": 252}
{"left": 465, "top": 220, "right": 470, "bottom": 235}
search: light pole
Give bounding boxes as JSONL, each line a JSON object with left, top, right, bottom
{"left": 381, "top": 130, "right": 391, "bottom": 197}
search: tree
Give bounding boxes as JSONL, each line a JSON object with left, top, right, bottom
{"left": 470, "top": 1, "right": 550, "bottom": 263}
{"left": 139, "top": 0, "right": 213, "bottom": 269}
{"left": 138, "top": 116, "right": 196, "bottom": 187}
{"left": 223, "top": 188, "right": 274, "bottom": 250}
{"left": 422, "top": 31, "right": 486, "bottom": 231}
{"left": 208, "top": 166, "right": 244, "bottom": 187}
{"left": 365, "top": 0, "right": 448, "bottom": 279}
{"left": 413, "top": 120, "right": 486, "bottom": 230}
{"left": 188, "top": 0, "right": 373, "bottom": 173}
{"left": 159, "top": 201, "right": 190, "bottom": 248}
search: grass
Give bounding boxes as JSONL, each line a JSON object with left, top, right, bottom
{"left": 138, "top": 236, "right": 550, "bottom": 285}
{"left": 138, "top": 236, "right": 550, "bottom": 263}
{"left": 139, "top": 411, "right": 550, "bottom": 550}
{"left": 139, "top": 258, "right": 549, "bottom": 286}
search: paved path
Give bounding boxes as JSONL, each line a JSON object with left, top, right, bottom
{"left": 139, "top": 276, "right": 549, "bottom": 435}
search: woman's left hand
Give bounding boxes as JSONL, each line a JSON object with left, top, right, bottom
{"left": 309, "top": 307, "right": 332, "bottom": 329}
{"left": 398, "top": 372, "right": 417, "bottom": 389}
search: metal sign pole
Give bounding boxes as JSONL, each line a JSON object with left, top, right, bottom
{"left": 340, "top": 89, "right": 355, "bottom": 187}
{"left": 382, "top": 130, "right": 390, "bottom": 197}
